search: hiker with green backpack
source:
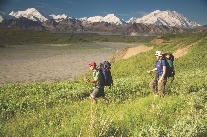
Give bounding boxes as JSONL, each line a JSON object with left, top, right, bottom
{"left": 147, "top": 51, "right": 167, "bottom": 97}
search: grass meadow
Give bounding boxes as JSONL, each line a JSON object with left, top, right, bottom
{"left": 1, "top": 28, "right": 207, "bottom": 136}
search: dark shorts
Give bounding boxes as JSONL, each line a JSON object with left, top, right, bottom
{"left": 90, "top": 86, "right": 105, "bottom": 98}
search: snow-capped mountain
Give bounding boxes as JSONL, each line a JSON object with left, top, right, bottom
{"left": 2, "top": 8, "right": 201, "bottom": 28}
{"left": 49, "top": 14, "right": 68, "bottom": 22}
{"left": 128, "top": 10, "right": 201, "bottom": 28}
{"left": 8, "top": 8, "right": 76, "bottom": 23}
{"left": 0, "top": 15, "right": 3, "bottom": 22}
{"left": 0, "top": 11, "right": 5, "bottom": 22}
{"left": 127, "top": 17, "right": 136, "bottom": 24}
{"left": 9, "top": 8, "right": 48, "bottom": 22}
{"left": 86, "top": 14, "right": 126, "bottom": 25}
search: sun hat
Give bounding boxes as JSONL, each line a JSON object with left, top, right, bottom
{"left": 88, "top": 62, "right": 96, "bottom": 67}
{"left": 155, "top": 51, "right": 162, "bottom": 56}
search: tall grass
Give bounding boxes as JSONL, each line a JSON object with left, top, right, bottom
{"left": 1, "top": 31, "right": 207, "bottom": 136}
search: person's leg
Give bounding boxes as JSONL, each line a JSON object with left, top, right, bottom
{"left": 157, "top": 76, "right": 166, "bottom": 97}
{"left": 98, "top": 87, "right": 109, "bottom": 104}
{"left": 90, "top": 87, "right": 99, "bottom": 104}
{"left": 149, "top": 77, "right": 158, "bottom": 94}
{"left": 90, "top": 96, "right": 97, "bottom": 104}
{"left": 101, "top": 96, "right": 109, "bottom": 104}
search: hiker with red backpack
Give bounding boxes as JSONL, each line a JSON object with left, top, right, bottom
{"left": 84, "top": 61, "right": 109, "bottom": 104}
{"left": 147, "top": 51, "right": 167, "bottom": 97}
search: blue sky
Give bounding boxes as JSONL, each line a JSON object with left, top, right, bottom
{"left": 0, "top": 0, "right": 207, "bottom": 25}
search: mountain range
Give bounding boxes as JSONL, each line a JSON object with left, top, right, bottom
{"left": 0, "top": 8, "right": 206, "bottom": 36}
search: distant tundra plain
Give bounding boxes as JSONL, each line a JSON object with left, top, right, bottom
{"left": 0, "top": 43, "right": 141, "bottom": 85}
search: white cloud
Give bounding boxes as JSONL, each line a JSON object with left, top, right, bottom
{"left": 67, "top": 2, "right": 75, "bottom": 4}
{"left": 101, "top": 11, "right": 108, "bottom": 14}
{"left": 37, "top": 6, "right": 44, "bottom": 8}
{"left": 54, "top": 8, "right": 63, "bottom": 11}
{"left": 117, "top": 13, "right": 130, "bottom": 17}
{"left": 36, "top": 2, "right": 51, "bottom": 6}
{"left": 0, "top": 11, "right": 5, "bottom": 14}
{"left": 136, "top": 11, "right": 149, "bottom": 16}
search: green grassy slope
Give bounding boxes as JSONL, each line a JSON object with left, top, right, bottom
{"left": 1, "top": 31, "right": 207, "bottom": 136}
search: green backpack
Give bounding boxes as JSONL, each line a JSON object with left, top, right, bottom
{"left": 161, "top": 53, "right": 175, "bottom": 79}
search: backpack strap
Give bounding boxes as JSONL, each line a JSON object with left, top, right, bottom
{"left": 93, "top": 70, "right": 99, "bottom": 77}
{"left": 160, "top": 59, "right": 165, "bottom": 66}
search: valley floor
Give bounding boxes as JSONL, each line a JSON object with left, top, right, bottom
{"left": 0, "top": 43, "right": 146, "bottom": 85}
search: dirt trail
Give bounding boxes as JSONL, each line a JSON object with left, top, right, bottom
{"left": 173, "top": 39, "right": 203, "bottom": 58}
{"left": 108, "top": 45, "right": 153, "bottom": 62}
{"left": 122, "top": 45, "right": 153, "bottom": 59}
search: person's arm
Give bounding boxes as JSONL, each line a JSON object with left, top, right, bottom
{"left": 88, "top": 79, "right": 97, "bottom": 83}
{"left": 147, "top": 68, "right": 157, "bottom": 73}
{"left": 84, "top": 76, "right": 97, "bottom": 83}
{"left": 158, "top": 60, "right": 167, "bottom": 83}
{"left": 159, "top": 66, "right": 166, "bottom": 81}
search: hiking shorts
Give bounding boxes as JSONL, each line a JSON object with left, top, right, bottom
{"left": 90, "top": 86, "right": 105, "bottom": 98}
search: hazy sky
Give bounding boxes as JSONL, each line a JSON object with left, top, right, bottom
{"left": 0, "top": 0, "right": 207, "bottom": 25}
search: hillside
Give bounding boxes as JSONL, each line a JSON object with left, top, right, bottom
{"left": 1, "top": 31, "right": 207, "bottom": 136}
